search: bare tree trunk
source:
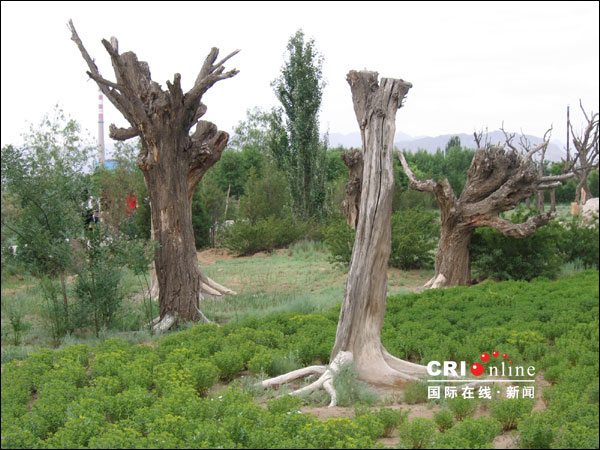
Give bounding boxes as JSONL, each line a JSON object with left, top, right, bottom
{"left": 69, "top": 21, "right": 237, "bottom": 330}
{"left": 260, "top": 71, "right": 427, "bottom": 400}
{"left": 432, "top": 223, "right": 473, "bottom": 287}
{"left": 331, "top": 71, "right": 425, "bottom": 386}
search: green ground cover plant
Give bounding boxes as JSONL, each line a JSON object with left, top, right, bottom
{"left": 1, "top": 271, "right": 597, "bottom": 449}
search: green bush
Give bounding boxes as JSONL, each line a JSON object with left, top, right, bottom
{"left": 187, "top": 360, "right": 219, "bottom": 396}
{"left": 212, "top": 349, "right": 245, "bottom": 381}
{"left": 557, "top": 216, "right": 599, "bottom": 269}
{"left": 489, "top": 397, "right": 534, "bottom": 430}
{"left": 397, "top": 418, "right": 437, "bottom": 449}
{"left": 402, "top": 381, "right": 429, "bottom": 404}
{"left": 390, "top": 208, "right": 439, "bottom": 270}
{"left": 518, "top": 412, "right": 555, "bottom": 449}
{"left": 323, "top": 217, "right": 355, "bottom": 268}
{"left": 353, "top": 409, "right": 386, "bottom": 440}
{"left": 296, "top": 417, "right": 374, "bottom": 449}
{"left": 375, "top": 407, "right": 408, "bottom": 437}
{"left": 220, "top": 215, "right": 304, "bottom": 256}
{"left": 435, "top": 416, "right": 501, "bottom": 449}
{"left": 470, "top": 208, "right": 565, "bottom": 281}
{"left": 331, "top": 361, "right": 378, "bottom": 407}
{"left": 446, "top": 396, "right": 478, "bottom": 421}
{"left": 248, "top": 351, "right": 275, "bottom": 376}
{"left": 434, "top": 409, "right": 455, "bottom": 432}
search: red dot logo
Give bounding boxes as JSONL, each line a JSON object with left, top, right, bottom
{"left": 481, "top": 353, "right": 490, "bottom": 362}
{"left": 471, "top": 363, "right": 484, "bottom": 377}
{"left": 492, "top": 351, "right": 499, "bottom": 357}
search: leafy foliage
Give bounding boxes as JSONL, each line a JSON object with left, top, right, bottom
{"left": 270, "top": 30, "right": 327, "bottom": 219}
{"left": 470, "top": 208, "right": 565, "bottom": 281}
{"left": 220, "top": 216, "right": 305, "bottom": 256}
{"left": 390, "top": 208, "right": 439, "bottom": 270}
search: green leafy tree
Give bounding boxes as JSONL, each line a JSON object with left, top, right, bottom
{"left": 199, "top": 171, "right": 226, "bottom": 248}
{"left": 90, "top": 140, "right": 150, "bottom": 239}
{"left": 73, "top": 224, "right": 125, "bottom": 336}
{"left": 271, "top": 30, "right": 327, "bottom": 219}
{"left": 191, "top": 188, "right": 212, "bottom": 249}
{"left": 1, "top": 108, "right": 92, "bottom": 331}
{"left": 239, "top": 165, "right": 289, "bottom": 224}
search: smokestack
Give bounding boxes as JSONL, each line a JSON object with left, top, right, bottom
{"left": 98, "top": 89, "right": 105, "bottom": 167}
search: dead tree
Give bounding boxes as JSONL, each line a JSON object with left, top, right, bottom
{"left": 501, "top": 125, "right": 553, "bottom": 212}
{"left": 567, "top": 100, "right": 599, "bottom": 204}
{"left": 399, "top": 128, "right": 574, "bottom": 289}
{"left": 260, "top": 71, "right": 428, "bottom": 404}
{"left": 68, "top": 21, "right": 237, "bottom": 331}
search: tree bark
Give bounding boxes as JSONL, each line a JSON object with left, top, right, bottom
{"left": 433, "top": 223, "right": 473, "bottom": 287}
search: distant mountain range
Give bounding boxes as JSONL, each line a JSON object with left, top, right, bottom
{"left": 328, "top": 131, "right": 566, "bottom": 162}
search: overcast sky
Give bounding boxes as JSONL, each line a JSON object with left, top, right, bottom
{"left": 1, "top": 1, "right": 598, "bottom": 150}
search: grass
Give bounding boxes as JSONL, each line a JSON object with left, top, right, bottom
{"left": 1, "top": 242, "right": 431, "bottom": 360}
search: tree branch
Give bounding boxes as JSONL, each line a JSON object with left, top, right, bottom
{"left": 109, "top": 124, "right": 139, "bottom": 141}
{"left": 184, "top": 48, "right": 240, "bottom": 111}
{"left": 472, "top": 212, "right": 555, "bottom": 238}
{"left": 397, "top": 151, "right": 436, "bottom": 192}
{"left": 100, "top": 39, "right": 152, "bottom": 125}
{"left": 68, "top": 20, "right": 137, "bottom": 126}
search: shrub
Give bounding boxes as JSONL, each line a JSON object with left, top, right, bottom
{"left": 297, "top": 417, "right": 374, "bottom": 449}
{"left": 470, "top": 208, "right": 565, "bottom": 281}
{"left": 331, "top": 361, "right": 378, "bottom": 406}
{"left": 375, "top": 407, "right": 408, "bottom": 437}
{"left": 323, "top": 217, "right": 356, "bottom": 268}
{"left": 446, "top": 396, "right": 478, "bottom": 421}
{"left": 2, "top": 295, "right": 30, "bottom": 346}
{"left": 353, "top": 409, "right": 386, "bottom": 440}
{"left": 557, "top": 216, "right": 599, "bottom": 269}
{"left": 212, "top": 349, "right": 245, "bottom": 381}
{"left": 188, "top": 360, "right": 220, "bottom": 396}
{"left": 435, "top": 416, "right": 501, "bottom": 449}
{"left": 518, "top": 412, "right": 555, "bottom": 449}
{"left": 434, "top": 409, "right": 455, "bottom": 432}
{"left": 248, "top": 351, "right": 275, "bottom": 376}
{"left": 403, "top": 381, "right": 429, "bottom": 404}
{"left": 220, "top": 215, "right": 303, "bottom": 256}
{"left": 397, "top": 418, "right": 437, "bottom": 449}
{"left": 489, "top": 397, "right": 535, "bottom": 430}
{"left": 390, "top": 208, "right": 439, "bottom": 270}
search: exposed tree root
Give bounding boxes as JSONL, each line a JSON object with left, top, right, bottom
{"left": 259, "top": 346, "right": 486, "bottom": 406}
{"left": 200, "top": 275, "right": 237, "bottom": 296}
{"left": 423, "top": 273, "right": 448, "bottom": 290}
{"left": 259, "top": 350, "right": 440, "bottom": 407}
{"left": 149, "top": 314, "right": 177, "bottom": 332}
{"left": 260, "top": 352, "right": 353, "bottom": 407}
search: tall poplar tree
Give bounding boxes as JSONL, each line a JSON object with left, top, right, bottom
{"left": 271, "top": 30, "right": 327, "bottom": 219}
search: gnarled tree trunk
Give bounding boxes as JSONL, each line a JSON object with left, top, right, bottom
{"left": 399, "top": 131, "right": 575, "bottom": 288}
{"left": 69, "top": 21, "right": 236, "bottom": 330}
